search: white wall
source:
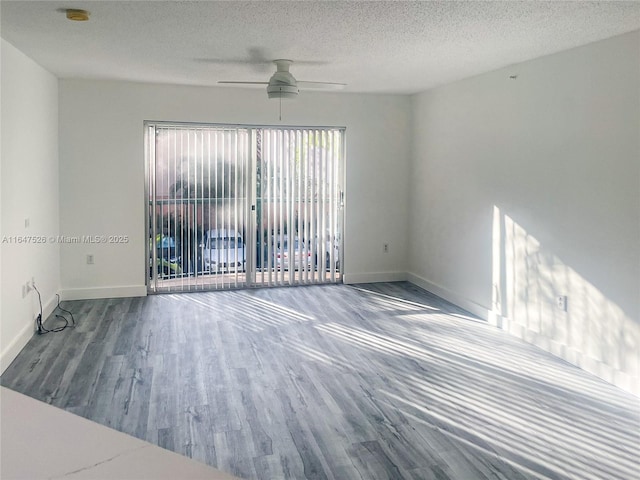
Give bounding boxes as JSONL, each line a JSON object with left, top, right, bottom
{"left": 1, "top": 39, "right": 60, "bottom": 372}
{"left": 58, "top": 80, "right": 411, "bottom": 298}
{"left": 409, "top": 31, "right": 640, "bottom": 395}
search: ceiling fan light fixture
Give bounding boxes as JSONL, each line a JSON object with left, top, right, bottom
{"left": 267, "top": 84, "right": 299, "bottom": 99}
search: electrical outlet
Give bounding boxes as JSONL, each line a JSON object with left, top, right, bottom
{"left": 22, "top": 281, "right": 32, "bottom": 298}
{"left": 383, "top": 243, "right": 389, "bottom": 253}
{"left": 556, "top": 295, "right": 568, "bottom": 312}
{"left": 87, "top": 254, "right": 94, "bottom": 265}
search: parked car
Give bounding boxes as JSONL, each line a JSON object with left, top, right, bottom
{"left": 276, "top": 236, "right": 313, "bottom": 271}
{"left": 315, "top": 231, "right": 341, "bottom": 271}
{"left": 150, "top": 234, "right": 182, "bottom": 279}
{"left": 202, "top": 229, "right": 246, "bottom": 274}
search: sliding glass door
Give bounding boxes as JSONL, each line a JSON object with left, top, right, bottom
{"left": 146, "top": 122, "right": 344, "bottom": 293}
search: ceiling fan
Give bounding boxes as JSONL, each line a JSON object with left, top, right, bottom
{"left": 218, "top": 59, "right": 346, "bottom": 99}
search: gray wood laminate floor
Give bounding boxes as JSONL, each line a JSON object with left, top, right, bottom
{"left": 2, "top": 282, "right": 639, "bottom": 480}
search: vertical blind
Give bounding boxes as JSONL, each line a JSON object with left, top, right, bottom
{"left": 147, "top": 123, "right": 344, "bottom": 293}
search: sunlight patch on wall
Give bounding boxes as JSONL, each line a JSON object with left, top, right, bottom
{"left": 491, "top": 206, "right": 639, "bottom": 395}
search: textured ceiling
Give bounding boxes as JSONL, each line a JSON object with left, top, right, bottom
{"left": 1, "top": 1, "right": 639, "bottom": 94}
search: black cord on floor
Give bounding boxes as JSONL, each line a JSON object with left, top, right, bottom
{"left": 55, "top": 293, "right": 76, "bottom": 327}
{"left": 33, "top": 284, "right": 75, "bottom": 334}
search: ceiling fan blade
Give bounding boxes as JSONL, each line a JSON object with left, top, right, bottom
{"left": 298, "top": 81, "right": 346, "bottom": 90}
{"left": 218, "top": 81, "right": 269, "bottom": 85}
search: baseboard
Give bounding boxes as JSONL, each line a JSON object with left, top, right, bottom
{"left": 1, "top": 323, "right": 34, "bottom": 374}
{"left": 343, "top": 271, "right": 407, "bottom": 284}
{"left": 61, "top": 285, "right": 147, "bottom": 301}
{"left": 0, "top": 291, "right": 59, "bottom": 374}
{"left": 406, "top": 272, "right": 490, "bottom": 321}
